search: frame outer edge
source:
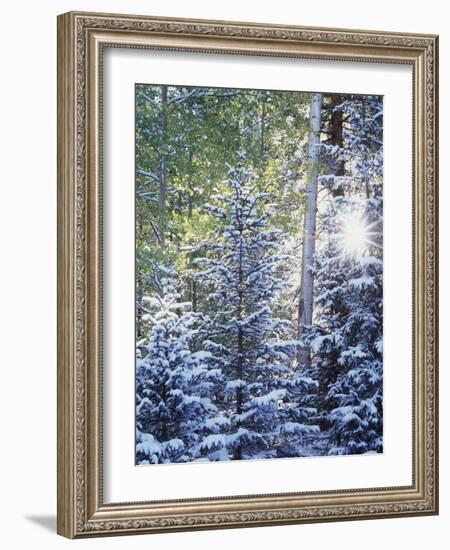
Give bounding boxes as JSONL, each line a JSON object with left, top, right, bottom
{"left": 431, "top": 35, "right": 439, "bottom": 515}
{"left": 57, "top": 12, "right": 77, "bottom": 539}
{"left": 56, "top": 10, "right": 439, "bottom": 538}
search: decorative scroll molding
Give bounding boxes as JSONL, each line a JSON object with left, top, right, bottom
{"left": 82, "top": 499, "right": 434, "bottom": 534}
{"left": 80, "top": 15, "right": 434, "bottom": 48}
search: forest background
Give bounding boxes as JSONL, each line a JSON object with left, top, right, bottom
{"left": 135, "top": 85, "right": 384, "bottom": 465}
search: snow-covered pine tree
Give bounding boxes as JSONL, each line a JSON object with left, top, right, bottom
{"left": 305, "top": 95, "right": 383, "bottom": 455}
{"left": 136, "top": 266, "right": 222, "bottom": 464}
{"left": 195, "top": 165, "right": 319, "bottom": 461}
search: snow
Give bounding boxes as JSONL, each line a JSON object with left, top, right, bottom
{"left": 136, "top": 433, "right": 162, "bottom": 459}
{"left": 200, "top": 434, "right": 227, "bottom": 451}
{"left": 252, "top": 389, "right": 287, "bottom": 406}
{"left": 280, "top": 423, "right": 320, "bottom": 436}
{"left": 225, "top": 379, "right": 246, "bottom": 391}
{"left": 165, "top": 438, "right": 185, "bottom": 452}
{"left": 190, "top": 350, "right": 213, "bottom": 362}
{"left": 204, "top": 416, "right": 231, "bottom": 430}
{"left": 348, "top": 275, "right": 374, "bottom": 289}
{"left": 207, "top": 448, "right": 230, "bottom": 461}
{"left": 338, "top": 345, "right": 367, "bottom": 365}
{"left": 310, "top": 334, "right": 332, "bottom": 353}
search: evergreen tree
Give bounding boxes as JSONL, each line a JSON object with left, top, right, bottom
{"left": 136, "top": 266, "right": 222, "bottom": 464}
{"left": 196, "top": 165, "right": 318, "bottom": 461}
{"left": 304, "top": 96, "right": 383, "bottom": 455}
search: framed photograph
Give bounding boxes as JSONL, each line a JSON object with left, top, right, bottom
{"left": 57, "top": 11, "right": 439, "bottom": 538}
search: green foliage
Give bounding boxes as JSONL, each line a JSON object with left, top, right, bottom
{"left": 135, "top": 85, "right": 311, "bottom": 308}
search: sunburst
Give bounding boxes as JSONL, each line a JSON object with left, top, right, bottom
{"left": 340, "top": 215, "right": 381, "bottom": 255}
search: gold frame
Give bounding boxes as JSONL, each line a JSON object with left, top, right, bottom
{"left": 57, "top": 11, "right": 439, "bottom": 538}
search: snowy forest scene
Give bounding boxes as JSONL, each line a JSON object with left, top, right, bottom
{"left": 135, "top": 84, "right": 383, "bottom": 466}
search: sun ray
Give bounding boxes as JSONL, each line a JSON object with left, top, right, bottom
{"left": 339, "top": 214, "right": 381, "bottom": 255}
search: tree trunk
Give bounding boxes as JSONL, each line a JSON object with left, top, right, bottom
{"left": 234, "top": 326, "right": 243, "bottom": 460}
{"left": 159, "top": 85, "right": 168, "bottom": 247}
{"left": 234, "top": 229, "right": 244, "bottom": 461}
{"left": 298, "top": 93, "right": 323, "bottom": 368}
{"left": 329, "top": 94, "right": 345, "bottom": 178}
{"left": 328, "top": 94, "right": 345, "bottom": 198}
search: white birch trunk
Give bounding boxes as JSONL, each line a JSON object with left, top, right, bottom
{"left": 298, "top": 92, "right": 323, "bottom": 368}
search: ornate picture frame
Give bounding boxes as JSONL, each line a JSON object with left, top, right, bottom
{"left": 57, "top": 11, "right": 438, "bottom": 538}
